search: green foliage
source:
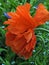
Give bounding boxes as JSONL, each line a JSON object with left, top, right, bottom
{"left": 0, "top": 0, "right": 49, "bottom": 65}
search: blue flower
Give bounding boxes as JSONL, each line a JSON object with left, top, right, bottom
{"left": 4, "top": 12, "right": 11, "bottom": 19}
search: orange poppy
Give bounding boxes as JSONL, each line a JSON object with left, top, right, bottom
{"left": 4, "top": 3, "right": 49, "bottom": 59}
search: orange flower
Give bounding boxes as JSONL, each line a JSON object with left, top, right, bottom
{"left": 4, "top": 3, "right": 49, "bottom": 59}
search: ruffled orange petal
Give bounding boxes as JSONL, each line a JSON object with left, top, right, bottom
{"left": 16, "top": 3, "right": 33, "bottom": 27}
{"left": 7, "top": 12, "right": 19, "bottom": 19}
{"left": 19, "top": 31, "right": 36, "bottom": 59}
{"left": 4, "top": 19, "right": 16, "bottom": 25}
{"left": 4, "top": 3, "right": 33, "bottom": 34}
{"left": 25, "top": 32, "right": 36, "bottom": 52}
{"left": 6, "top": 28, "right": 36, "bottom": 59}
{"left": 33, "top": 3, "right": 49, "bottom": 27}
{"left": 24, "top": 29, "right": 32, "bottom": 43}
{"left": 10, "top": 29, "right": 32, "bottom": 52}
{"left": 5, "top": 22, "right": 30, "bottom": 35}
{"left": 6, "top": 32, "right": 16, "bottom": 46}
{"left": 24, "top": 3, "right": 31, "bottom": 11}
{"left": 4, "top": 17, "right": 33, "bottom": 35}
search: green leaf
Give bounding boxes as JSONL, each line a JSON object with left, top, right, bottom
{"left": 0, "top": 48, "right": 7, "bottom": 52}
{"left": 0, "top": 57, "right": 5, "bottom": 63}
{"left": 4, "top": 60, "right": 10, "bottom": 65}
